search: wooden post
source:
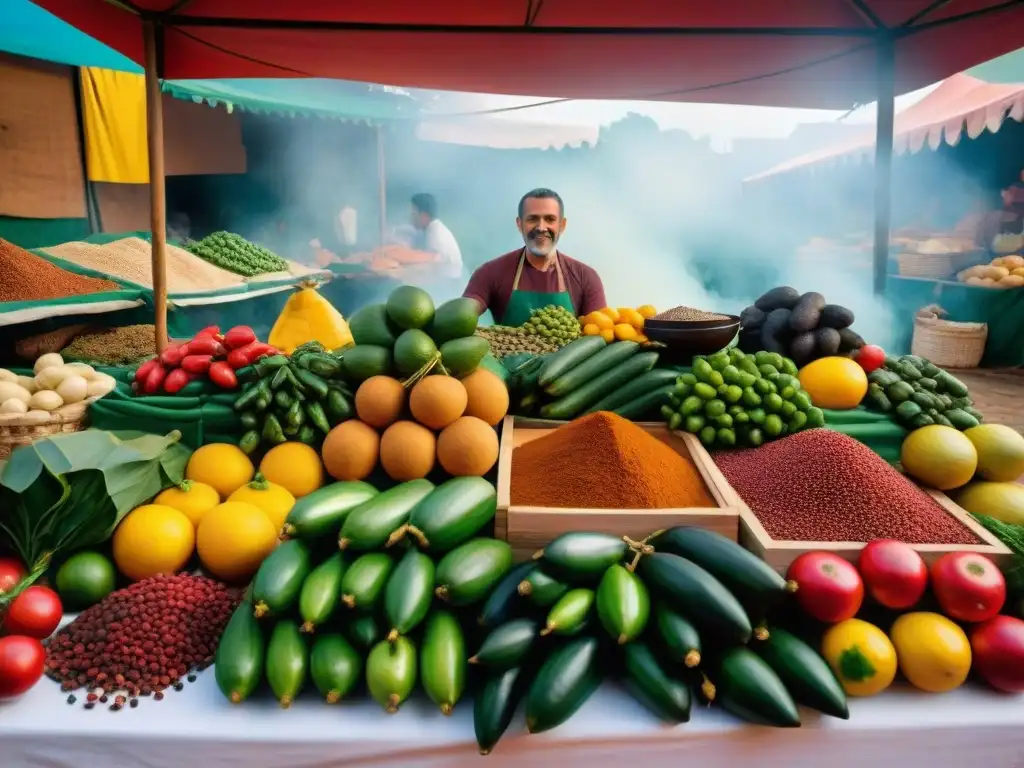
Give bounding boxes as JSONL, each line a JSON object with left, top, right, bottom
{"left": 376, "top": 125, "right": 387, "bottom": 247}
{"left": 872, "top": 35, "right": 896, "bottom": 296}
{"left": 143, "top": 19, "right": 169, "bottom": 352}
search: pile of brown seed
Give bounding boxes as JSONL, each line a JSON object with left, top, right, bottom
{"left": 61, "top": 324, "right": 157, "bottom": 365}
{"left": 46, "top": 573, "right": 241, "bottom": 709}
{"left": 0, "top": 239, "right": 121, "bottom": 303}
{"left": 653, "top": 306, "right": 732, "bottom": 322}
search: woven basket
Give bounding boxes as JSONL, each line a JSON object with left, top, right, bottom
{"left": 911, "top": 307, "right": 987, "bottom": 369}
{"left": 0, "top": 397, "right": 97, "bottom": 460}
{"left": 897, "top": 249, "right": 985, "bottom": 280}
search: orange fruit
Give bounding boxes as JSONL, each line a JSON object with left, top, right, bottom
{"left": 798, "top": 356, "right": 868, "bottom": 410}
{"left": 598, "top": 307, "right": 620, "bottom": 323}
{"left": 613, "top": 323, "right": 638, "bottom": 341}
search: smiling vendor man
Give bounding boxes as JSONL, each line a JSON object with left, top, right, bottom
{"left": 463, "top": 188, "right": 607, "bottom": 325}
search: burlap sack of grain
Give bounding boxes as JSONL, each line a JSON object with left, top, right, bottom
{"left": 15, "top": 323, "right": 89, "bottom": 360}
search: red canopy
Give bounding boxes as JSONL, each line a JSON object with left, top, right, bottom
{"left": 31, "top": 0, "right": 1024, "bottom": 109}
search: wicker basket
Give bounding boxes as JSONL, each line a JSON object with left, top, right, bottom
{"left": 0, "top": 397, "right": 97, "bottom": 460}
{"left": 911, "top": 306, "right": 987, "bottom": 369}
{"left": 897, "top": 249, "right": 986, "bottom": 280}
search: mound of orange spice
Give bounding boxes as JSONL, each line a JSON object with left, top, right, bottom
{"left": 510, "top": 411, "right": 714, "bottom": 509}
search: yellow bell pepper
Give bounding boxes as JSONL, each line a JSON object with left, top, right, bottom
{"left": 269, "top": 284, "right": 353, "bottom": 354}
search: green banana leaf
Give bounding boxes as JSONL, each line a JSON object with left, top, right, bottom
{"left": 0, "top": 429, "right": 191, "bottom": 576}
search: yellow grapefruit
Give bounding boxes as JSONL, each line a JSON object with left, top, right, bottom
{"left": 112, "top": 504, "right": 195, "bottom": 582}
{"left": 798, "top": 356, "right": 868, "bottom": 410}
{"left": 901, "top": 425, "right": 978, "bottom": 491}
{"left": 196, "top": 501, "right": 278, "bottom": 583}
{"left": 964, "top": 424, "right": 1024, "bottom": 482}
{"left": 154, "top": 480, "right": 221, "bottom": 528}
{"left": 185, "top": 443, "right": 254, "bottom": 498}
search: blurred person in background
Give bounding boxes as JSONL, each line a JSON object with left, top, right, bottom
{"left": 167, "top": 212, "right": 191, "bottom": 244}
{"left": 463, "top": 188, "right": 606, "bottom": 326}
{"left": 309, "top": 202, "right": 361, "bottom": 267}
{"left": 410, "top": 193, "right": 463, "bottom": 280}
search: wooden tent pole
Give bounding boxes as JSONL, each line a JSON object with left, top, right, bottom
{"left": 143, "top": 19, "right": 169, "bottom": 353}
{"left": 376, "top": 125, "right": 387, "bottom": 248}
{"left": 871, "top": 34, "right": 895, "bottom": 296}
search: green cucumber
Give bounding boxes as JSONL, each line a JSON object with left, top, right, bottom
{"left": 623, "top": 642, "right": 692, "bottom": 723}
{"left": 537, "top": 336, "right": 609, "bottom": 388}
{"left": 340, "top": 552, "right": 395, "bottom": 610}
{"left": 265, "top": 619, "right": 308, "bottom": 708}
{"left": 214, "top": 602, "right": 265, "bottom": 704}
{"left": 344, "top": 613, "right": 383, "bottom": 650}
{"left": 478, "top": 562, "right": 534, "bottom": 628}
{"left": 525, "top": 635, "right": 602, "bottom": 734}
{"left": 281, "top": 480, "right": 378, "bottom": 539}
{"left": 310, "top": 633, "right": 361, "bottom": 703}
{"left": 612, "top": 385, "right": 674, "bottom": 421}
{"left": 586, "top": 368, "right": 680, "bottom": 414}
{"left": 544, "top": 340, "right": 640, "bottom": 397}
{"left": 654, "top": 603, "right": 702, "bottom": 668}
{"left": 712, "top": 646, "right": 800, "bottom": 728}
{"left": 298, "top": 552, "right": 346, "bottom": 633}
{"left": 537, "top": 531, "right": 630, "bottom": 584}
{"left": 517, "top": 566, "right": 569, "bottom": 607}
{"left": 649, "top": 526, "right": 791, "bottom": 612}
{"left": 474, "top": 666, "right": 528, "bottom": 755}
{"left": 636, "top": 552, "right": 752, "bottom": 644}
{"left": 338, "top": 478, "right": 435, "bottom": 550}
{"left": 753, "top": 626, "right": 848, "bottom": 719}
{"left": 596, "top": 564, "right": 650, "bottom": 644}
{"left": 420, "top": 610, "right": 467, "bottom": 715}
{"left": 542, "top": 588, "right": 594, "bottom": 635}
{"left": 470, "top": 618, "right": 539, "bottom": 669}
{"left": 540, "top": 351, "right": 659, "bottom": 419}
{"left": 435, "top": 538, "right": 513, "bottom": 607}
{"left": 383, "top": 548, "right": 435, "bottom": 640}
{"left": 366, "top": 636, "right": 417, "bottom": 714}
{"left": 252, "top": 540, "right": 312, "bottom": 619}
{"left": 406, "top": 476, "right": 496, "bottom": 553}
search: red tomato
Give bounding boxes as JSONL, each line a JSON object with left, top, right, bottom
{"left": 786, "top": 552, "right": 864, "bottom": 623}
{"left": 0, "top": 635, "right": 45, "bottom": 699}
{"left": 854, "top": 345, "right": 886, "bottom": 373}
{"left": 0, "top": 558, "right": 27, "bottom": 596}
{"left": 2, "top": 586, "right": 63, "bottom": 639}
{"left": 857, "top": 539, "right": 928, "bottom": 609}
{"left": 930, "top": 552, "right": 1005, "bottom": 623}
{"left": 971, "top": 615, "right": 1024, "bottom": 693}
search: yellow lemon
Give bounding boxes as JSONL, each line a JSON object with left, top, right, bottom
{"left": 185, "top": 443, "right": 254, "bottom": 498}
{"left": 228, "top": 474, "right": 296, "bottom": 532}
{"left": 154, "top": 480, "right": 221, "bottom": 528}
{"left": 821, "top": 618, "right": 897, "bottom": 697}
{"left": 196, "top": 501, "right": 278, "bottom": 583}
{"left": 112, "top": 504, "right": 195, "bottom": 582}
{"left": 890, "top": 612, "right": 971, "bottom": 693}
{"left": 798, "top": 356, "right": 869, "bottom": 410}
{"left": 259, "top": 442, "right": 324, "bottom": 498}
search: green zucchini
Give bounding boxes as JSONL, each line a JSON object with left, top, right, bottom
{"left": 524, "top": 635, "right": 602, "bottom": 734}
{"left": 536, "top": 532, "right": 630, "bottom": 584}
{"left": 636, "top": 552, "right": 752, "bottom": 644}
{"left": 623, "top": 642, "right": 692, "bottom": 723}
{"left": 338, "top": 479, "right": 435, "bottom": 551}
{"left": 945, "top": 408, "right": 980, "bottom": 430}
{"left": 537, "top": 336, "right": 609, "bottom": 388}
{"left": 753, "top": 626, "right": 848, "bottom": 719}
{"left": 252, "top": 540, "right": 313, "bottom": 619}
{"left": 406, "top": 476, "right": 496, "bottom": 553}
{"left": 478, "top": 562, "right": 534, "bottom": 628}
{"left": 711, "top": 646, "right": 800, "bottom": 728}
{"left": 585, "top": 368, "right": 680, "bottom": 414}
{"left": 435, "top": 538, "right": 514, "bottom": 606}
{"left": 541, "top": 351, "right": 659, "bottom": 419}
{"left": 214, "top": 601, "right": 265, "bottom": 703}
{"left": 281, "top": 481, "right": 379, "bottom": 540}
{"left": 612, "top": 384, "right": 674, "bottom": 421}
{"left": 544, "top": 341, "right": 640, "bottom": 397}
{"left": 654, "top": 603, "right": 702, "bottom": 667}
{"left": 474, "top": 666, "right": 528, "bottom": 755}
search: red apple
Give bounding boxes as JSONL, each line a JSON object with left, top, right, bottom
{"left": 971, "top": 615, "right": 1024, "bottom": 693}
{"left": 786, "top": 552, "right": 864, "bottom": 623}
{"left": 854, "top": 345, "right": 885, "bottom": 373}
{"left": 857, "top": 540, "right": 928, "bottom": 609}
{"left": 930, "top": 552, "right": 1005, "bottom": 623}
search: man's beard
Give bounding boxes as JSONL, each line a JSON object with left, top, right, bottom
{"left": 524, "top": 228, "right": 558, "bottom": 257}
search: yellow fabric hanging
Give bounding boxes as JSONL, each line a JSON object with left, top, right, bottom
{"left": 79, "top": 67, "right": 149, "bottom": 184}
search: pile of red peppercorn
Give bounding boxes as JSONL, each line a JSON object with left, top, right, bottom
{"left": 46, "top": 573, "right": 241, "bottom": 710}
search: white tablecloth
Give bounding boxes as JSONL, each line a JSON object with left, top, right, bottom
{"left": 1, "top": 672, "right": 1022, "bottom": 768}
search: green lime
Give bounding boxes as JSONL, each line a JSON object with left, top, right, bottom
{"left": 55, "top": 551, "right": 116, "bottom": 611}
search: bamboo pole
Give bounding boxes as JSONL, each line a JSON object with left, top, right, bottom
{"left": 376, "top": 125, "right": 387, "bottom": 247}
{"left": 143, "top": 19, "right": 169, "bottom": 352}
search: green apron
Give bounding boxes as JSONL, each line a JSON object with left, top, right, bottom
{"left": 499, "top": 249, "right": 577, "bottom": 327}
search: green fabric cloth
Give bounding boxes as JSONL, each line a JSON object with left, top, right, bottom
{"left": 0, "top": 217, "right": 90, "bottom": 249}
{"left": 823, "top": 406, "right": 908, "bottom": 465}
{"left": 887, "top": 276, "right": 1024, "bottom": 367}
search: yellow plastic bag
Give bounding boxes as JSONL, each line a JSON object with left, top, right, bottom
{"left": 269, "top": 284, "right": 353, "bottom": 354}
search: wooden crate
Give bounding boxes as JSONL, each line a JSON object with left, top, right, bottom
{"left": 496, "top": 416, "right": 741, "bottom": 561}
{"left": 738, "top": 489, "right": 1012, "bottom": 574}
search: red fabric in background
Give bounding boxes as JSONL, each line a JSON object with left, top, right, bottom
{"left": 31, "top": 0, "right": 1024, "bottom": 109}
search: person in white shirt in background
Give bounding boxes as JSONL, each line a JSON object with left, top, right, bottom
{"left": 411, "top": 193, "right": 463, "bottom": 280}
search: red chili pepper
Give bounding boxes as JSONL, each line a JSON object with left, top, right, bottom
{"left": 247, "top": 342, "right": 277, "bottom": 361}
{"left": 134, "top": 359, "right": 157, "bottom": 383}
{"left": 223, "top": 325, "right": 258, "bottom": 351}
{"left": 180, "top": 354, "right": 214, "bottom": 375}
{"left": 159, "top": 343, "right": 186, "bottom": 368}
{"left": 143, "top": 363, "right": 167, "bottom": 394}
{"left": 162, "top": 367, "right": 192, "bottom": 394}
{"left": 226, "top": 344, "right": 255, "bottom": 370}
{"left": 183, "top": 337, "right": 220, "bottom": 357}
{"left": 208, "top": 361, "right": 238, "bottom": 390}
{"left": 195, "top": 325, "right": 221, "bottom": 339}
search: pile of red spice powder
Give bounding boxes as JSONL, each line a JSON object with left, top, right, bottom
{"left": 510, "top": 411, "right": 714, "bottom": 509}
{"left": 46, "top": 573, "right": 241, "bottom": 709}
{"left": 713, "top": 429, "right": 980, "bottom": 544}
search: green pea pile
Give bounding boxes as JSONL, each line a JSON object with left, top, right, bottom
{"left": 187, "top": 231, "right": 289, "bottom": 277}
{"left": 662, "top": 348, "right": 824, "bottom": 449}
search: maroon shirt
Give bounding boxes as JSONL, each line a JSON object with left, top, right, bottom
{"left": 463, "top": 249, "right": 607, "bottom": 322}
